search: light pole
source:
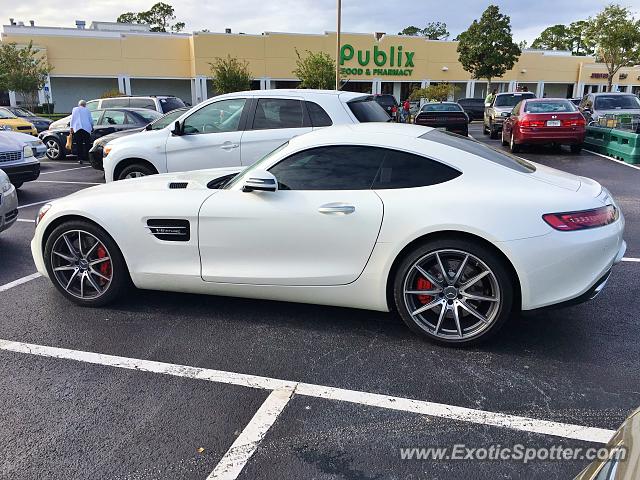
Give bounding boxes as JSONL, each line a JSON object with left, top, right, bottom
{"left": 336, "top": 0, "right": 342, "bottom": 90}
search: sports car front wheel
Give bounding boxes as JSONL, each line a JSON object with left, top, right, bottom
{"left": 393, "top": 239, "right": 513, "bottom": 346}
{"left": 44, "top": 220, "right": 129, "bottom": 307}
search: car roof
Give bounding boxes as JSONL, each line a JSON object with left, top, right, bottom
{"left": 424, "top": 101, "right": 459, "bottom": 105}
{"left": 219, "top": 89, "right": 368, "bottom": 100}
{"left": 496, "top": 91, "right": 535, "bottom": 96}
{"left": 591, "top": 92, "right": 635, "bottom": 96}
{"left": 288, "top": 123, "right": 431, "bottom": 149}
{"left": 524, "top": 98, "right": 571, "bottom": 102}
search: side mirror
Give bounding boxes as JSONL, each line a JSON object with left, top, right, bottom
{"left": 145, "top": 123, "right": 153, "bottom": 131}
{"left": 172, "top": 120, "right": 183, "bottom": 136}
{"left": 241, "top": 170, "right": 278, "bottom": 193}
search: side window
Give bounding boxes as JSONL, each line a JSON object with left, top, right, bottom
{"left": 306, "top": 101, "right": 333, "bottom": 127}
{"left": 182, "top": 98, "right": 246, "bottom": 134}
{"left": 86, "top": 100, "right": 99, "bottom": 111}
{"left": 252, "top": 99, "right": 304, "bottom": 130}
{"left": 372, "top": 149, "right": 461, "bottom": 189}
{"left": 129, "top": 98, "right": 156, "bottom": 109}
{"left": 102, "top": 110, "right": 127, "bottom": 125}
{"left": 268, "top": 146, "right": 384, "bottom": 190}
{"left": 90, "top": 111, "right": 103, "bottom": 124}
{"left": 101, "top": 98, "right": 130, "bottom": 108}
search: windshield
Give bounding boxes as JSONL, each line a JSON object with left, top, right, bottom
{"left": 594, "top": 95, "right": 640, "bottom": 110}
{"left": 224, "top": 142, "right": 290, "bottom": 190}
{"left": 150, "top": 108, "right": 187, "bottom": 130}
{"left": 495, "top": 93, "right": 535, "bottom": 107}
{"left": 421, "top": 104, "right": 463, "bottom": 112}
{"left": 136, "top": 110, "right": 163, "bottom": 123}
{"left": 0, "top": 108, "right": 17, "bottom": 119}
{"left": 524, "top": 101, "right": 576, "bottom": 113}
{"left": 11, "top": 107, "right": 35, "bottom": 117}
{"left": 160, "top": 97, "right": 187, "bottom": 113}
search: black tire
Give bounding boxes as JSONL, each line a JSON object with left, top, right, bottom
{"left": 117, "top": 163, "right": 156, "bottom": 181}
{"left": 509, "top": 133, "right": 521, "bottom": 153}
{"left": 393, "top": 238, "right": 514, "bottom": 346}
{"left": 44, "top": 137, "right": 65, "bottom": 161}
{"left": 489, "top": 120, "right": 499, "bottom": 139}
{"left": 570, "top": 144, "right": 582, "bottom": 154}
{"left": 501, "top": 130, "right": 508, "bottom": 146}
{"left": 482, "top": 122, "right": 489, "bottom": 135}
{"left": 44, "top": 219, "right": 130, "bottom": 307}
{"left": 12, "top": 182, "right": 23, "bottom": 189}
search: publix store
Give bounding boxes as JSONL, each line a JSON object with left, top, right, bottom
{"left": 3, "top": 20, "right": 640, "bottom": 113}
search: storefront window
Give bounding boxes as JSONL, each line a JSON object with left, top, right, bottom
{"left": 400, "top": 82, "right": 422, "bottom": 101}
{"left": 341, "top": 82, "right": 373, "bottom": 94}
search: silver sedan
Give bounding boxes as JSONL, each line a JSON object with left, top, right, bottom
{"left": 0, "top": 169, "right": 18, "bottom": 233}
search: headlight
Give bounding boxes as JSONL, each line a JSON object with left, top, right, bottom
{"left": 103, "top": 145, "right": 112, "bottom": 157}
{"left": 29, "top": 140, "right": 44, "bottom": 148}
{"left": 501, "top": 112, "right": 509, "bottom": 117}
{"left": 1, "top": 180, "right": 11, "bottom": 193}
{"left": 35, "top": 203, "right": 52, "bottom": 227}
{"left": 23, "top": 145, "right": 34, "bottom": 158}
{"left": 0, "top": 125, "right": 11, "bottom": 131}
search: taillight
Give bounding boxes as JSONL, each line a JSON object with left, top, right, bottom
{"left": 543, "top": 205, "right": 618, "bottom": 231}
{"left": 520, "top": 119, "right": 545, "bottom": 128}
{"left": 562, "top": 117, "right": 586, "bottom": 127}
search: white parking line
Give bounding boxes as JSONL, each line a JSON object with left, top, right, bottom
{"left": 34, "top": 180, "right": 101, "bottom": 185}
{"left": 0, "top": 339, "right": 615, "bottom": 445}
{"left": 0, "top": 273, "right": 41, "bottom": 293}
{"left": 622, "top": 257, "right": 640, "bottom": 263}
{"left": 583, "top": 149, "right": 640, "bottom": 172}
{"left": 39, "top": 166, "right": 92, "bottom": 175}
{"left": 17, "top": 199, "right": 58, "bottom": 210}
{"left": 207, "top": 388, "right": 294, "bottom": 480}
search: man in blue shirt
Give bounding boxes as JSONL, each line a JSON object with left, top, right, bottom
{"left": 69, "top": 100, "right": 93, "bottom": 165}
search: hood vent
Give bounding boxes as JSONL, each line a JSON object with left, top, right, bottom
{"left": 169, "top": 182, "right": 189, "bottom": 189}
{"left": 146, "top": 219, "right": 190, "bottom": 242}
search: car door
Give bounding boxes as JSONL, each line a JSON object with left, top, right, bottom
{"left": 239, "top": 97, "right": 312, "bottom": 166}
{"left": 165, "top": 97, "right": 247, "bottom": 173}
{"left": 93, "top": 109, "right": 130, "bottom": 139}
{"left": 198, "top": 145, "right": 384, "bottom": 286}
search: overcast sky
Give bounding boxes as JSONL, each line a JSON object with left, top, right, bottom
{"left": 3, "top": 0, "right": 640, "bottom": 43}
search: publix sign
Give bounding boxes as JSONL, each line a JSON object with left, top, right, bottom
{"left": 340, "top": 44, "right": 415, "bottom": 76}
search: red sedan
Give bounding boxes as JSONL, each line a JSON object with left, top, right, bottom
{"left": 501, "top": 98, "right": 586, "bottom": 153}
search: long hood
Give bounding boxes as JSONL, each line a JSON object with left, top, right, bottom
{"left": 0, "top": 131, "right": 28, "bottom": 150}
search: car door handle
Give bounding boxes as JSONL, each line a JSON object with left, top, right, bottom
{"left": 318, "top": 203, "right": 356, "bottom": 215}
{"left": 221, "top": 142, "right": 239, "bottom": 151}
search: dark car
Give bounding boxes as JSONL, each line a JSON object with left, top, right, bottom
{"left": 38, "top": 108, "right": 162, "bottom": 160}
{"left": 88, "top": 107, "right": 187, "bottom": 170}
{"left": 2, "top": 107, "right": 52, "bottom": 133}
{"left": 373, "top": 94, "right": 399, "bottom": 120}
{"left": 457, "top": 98, "right": 485, "bottom": 121}
{"left": 413, "top": 102, "right": 469, "bottom": 136}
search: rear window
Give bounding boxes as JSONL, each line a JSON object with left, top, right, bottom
{"left": 420, "top": 130, "right": 536, "bottom": 173}
{"left": 421, "top": 103, "right": 463, "bottom": 112}
{"left": 495, "top": 93, "right": 536, "bottom": 107}
{"left": 524, "top": 101, "right": 576, "bottom": 113}
{"left": 594, "top": 95, "right": 640, "bottom": 110}
{"left": 129, "top": 98, "right": 156, "bottom": 109}
{"left": 374, "top": 95, "right": 397, "bottom": 107}
{"left": 100, "top": 98, "right": 130, "bottom": 108}
{"left": 159, "top": 97, "right": 186, "bottom": 113}
{"left": 306, "top": 101, "right": 333, "bottom": 127}
{"left": 347, "top": 97, "right": 391, "bottom": 122}
{"left": 372, "top": 149, "right": 461, "bottom": 189}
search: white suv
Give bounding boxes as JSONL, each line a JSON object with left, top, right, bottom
{"left": 102, "top": 89, "right": 390, "bottom": 182}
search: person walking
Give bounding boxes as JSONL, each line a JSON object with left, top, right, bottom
{"left": 402, "top": 99, "right": 411, "bottom": 123}
{"left": 69, "top": 99, "right": 93, "bottom": 165}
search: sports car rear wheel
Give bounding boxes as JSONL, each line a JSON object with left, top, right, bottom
{"left": 393, "top": 239, "right": 513, "bottom": 346}
{"left": 44, "top": 220, "right": 129, "bottom": 306}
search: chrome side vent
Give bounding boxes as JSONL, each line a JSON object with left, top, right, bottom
{"left": 169, "top": 182, "right": 188, "bottom": 189}
{"left": 147, "top": 219, "right": 190, "bottom": 242}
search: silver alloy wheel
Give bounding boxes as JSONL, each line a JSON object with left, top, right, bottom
{"left": 403, "top": 249, "right": 501, "bottom": 341}
{"left": 124, "top": 171, "right": 146, "bottom": 179}
{"left": 46, "top": 139, "right": 60, "bottom": 159}
{"left": 50, "top": 229, "right": 113, "bottom": 300}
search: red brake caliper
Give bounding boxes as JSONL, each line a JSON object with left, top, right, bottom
{"left": 416, "top": 277, "right": 433, "bottom": 304}
{"left": 96, "top": 245, "right": 111, "bottom": 284}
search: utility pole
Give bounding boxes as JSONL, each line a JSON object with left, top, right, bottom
{"left": 336, "top": 0, "right": 342, "bottom": 90}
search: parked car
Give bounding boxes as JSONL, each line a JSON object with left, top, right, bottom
{"left": 0, "top": 131, "right": 41, "bottom": 188}
{"left": 89, "top": 108, "right": 188, "bottom": 170}
{"left": 0, "top": 108, "right": 37, "bottom": 136}
{"left": 2, "top": 107, "right": 52, "bottom": 133}
{"left": 373, "top": 94, "right": 399, "bottom": 120}
{"left": 0, "top": 168, "right": 18, "bottom": 233}
{"left": 103, "top": 89, "right": 390, "bottom": 181}
{"left": 501, "top": 98, "right": 586, "bottom": 153}
{"left": 86, "top": 95, "right": 186, "bottom": 114}
{"left": 579, "top": 92, "right": 640, "bottom": 125}
{"left": 484, "top": 91, "right": 536, "bottom": 138}
{"left": 3, "top": 131, "right": 47, "bottom": 159}
{"left": 39, "top": 108, "right": 163, "bottom": 160}
{"left": 413, "top": 102, "right": 469, "bottom": 136}
{"left": 574, "top": 406, "right": 639, "bottom": 480}
{"left": 457, "top": 98, "right": 485, "bottom": 121}
{"left": 32, "top": 123, "right": 626, "bottom": 346}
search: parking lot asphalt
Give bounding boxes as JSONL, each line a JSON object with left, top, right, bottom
{"left": 0, "top": 134, "right": 639, "bottom": 479}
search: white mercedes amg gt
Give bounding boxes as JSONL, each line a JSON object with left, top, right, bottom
{"left": 31, "top": 123, "right": 626, "bottom": 345}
